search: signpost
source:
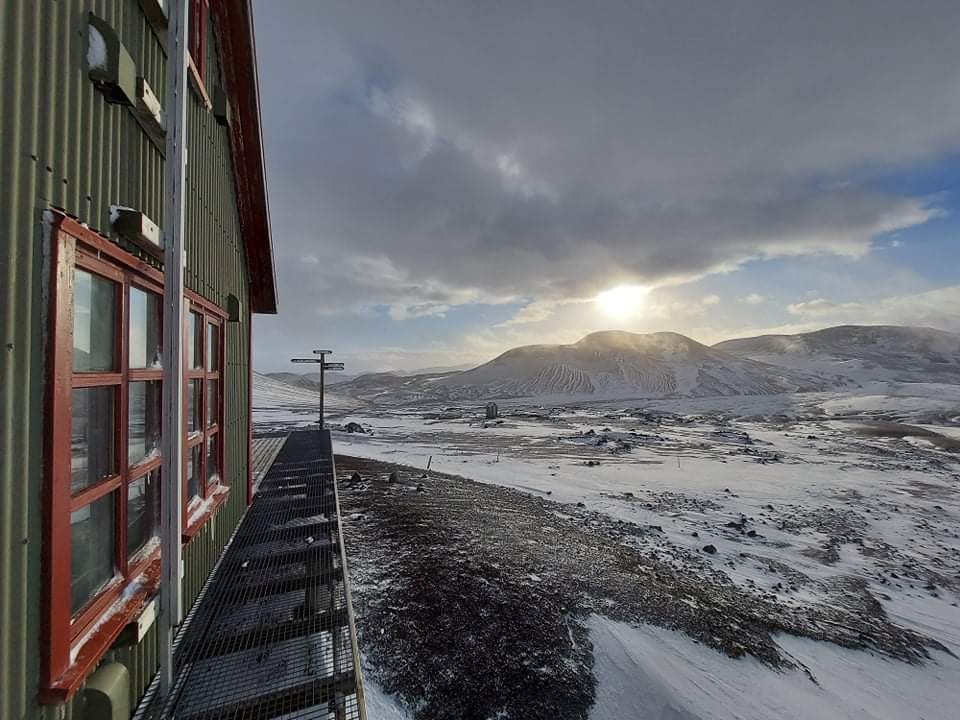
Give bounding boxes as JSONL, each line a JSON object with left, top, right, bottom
{"left": 291, "top": 350, "right": 345, "bottom": 428}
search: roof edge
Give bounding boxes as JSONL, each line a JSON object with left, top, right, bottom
{"left": 214, "top": 0, "right": 278, "bottom": 314}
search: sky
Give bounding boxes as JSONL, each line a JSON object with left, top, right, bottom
{"left": 251, "top": 0, "right": 960, "bottom": 374}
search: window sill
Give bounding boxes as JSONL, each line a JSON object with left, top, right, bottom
{"left": 182, "top": 484, "right": 231, "bottom": 542}
{"left": 39, "top": 555, "right": 161, "bottom": 704}
{"left": 188, "top": 55, "right": 213, "bottom": 110}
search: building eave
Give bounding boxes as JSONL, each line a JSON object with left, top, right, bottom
{"left": 214, "top": 0, "right": 278, "bottom": 315}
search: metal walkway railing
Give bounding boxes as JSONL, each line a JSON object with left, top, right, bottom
{"left": 138, "top": 430, "right": 366, "bottom": 720}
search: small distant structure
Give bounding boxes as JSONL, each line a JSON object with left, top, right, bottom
{"left": 485, "top": 402, "right": 499, "bottom": 419}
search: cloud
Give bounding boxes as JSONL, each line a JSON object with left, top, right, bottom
{"left": 251, "top": 1, "right": 960, "bottom": 364}
{"left": 388, "top": 303, "right": 451, "bottom": 321}
{"left": 787, "top": 298, "right": 852, "bottom": 316}
{"left": 702, "top": 295, "right": 722, "bottom": 306}
{"left": 741, "top": 293, "right": 765, "bottom": 305}
{"left": 785, "top": 287, "right": 960, "bottom": 331}
{"left": 497, "top": 299, "right": 569, "bottom": 328}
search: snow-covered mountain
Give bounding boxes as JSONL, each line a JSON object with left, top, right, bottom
{"left": 429, "top": 331, "right": 826, "bottom": 400}
{"left": 714, "top": 325, "right": 960, "bottom": 386}
{"left": 266, "top": 371, "right": 360, "bottom": 387}
{"left": 261, "top": 326, "right": 959, "bottom": 405}
{"left": 327, "top": 331, "right": 827, "bottom": 403}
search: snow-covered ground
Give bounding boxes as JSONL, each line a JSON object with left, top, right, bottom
{"left": 588, "top": 615, "right": 959, "bottom": 720}
{"left": 254, "top": 375, "right": 960, "bottom": 719}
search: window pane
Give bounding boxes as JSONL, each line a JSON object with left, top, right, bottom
{"left": 72, "top": 387, "right": 116, "bottom": 494}
{"left": 127, "top": 470, "right": 160, "bottom": 558}
{"left": 73, "top": 269, "right": 116, "bottom": 371}
{"left": 207, "top": 322, "right": 220, "bottom": 371}
{"left": 188, "top": 312, "right": 203, "bottom": 369}
{"left": 206, "top": 379, "right": 218, "bottom": 428}
{"left": 129, "top": 381, "right": 161, "bottom": 467}
{"left": 206, "top": 434, "right": 219, "bottom": 485}
{"left": 187, "top": 379, "right": 202, "bottom": 434}
{"left": 187, "top": 444, "right": 202, "bottom": 502}
{"left": 129, "top": 286, "right": 162, "bottom": 368}
{"left": 71, "top": 493, "right": 116, "bottom": 615}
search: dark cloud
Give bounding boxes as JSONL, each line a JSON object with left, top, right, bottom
{"left": 252, "top": 0, "right": 958, "bottom": 327}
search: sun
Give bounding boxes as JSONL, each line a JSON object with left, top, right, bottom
{"left": 594, "top": 284, "right": 650, "bottom": 319}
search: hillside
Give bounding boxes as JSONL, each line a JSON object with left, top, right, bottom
{"left": 266, "top": 371, "right": 358, "bottom": 387}
{"left": 266, "top": 326, "right": 959, "bottom": 406}
{"left": 327, "top": 331, "right": 827, "bottom": 404}
{"left": 714, "top": 325, "right": 960, "bottom": 385}
{"left": 431, "top": 331, "right": 826, "bottom": 400}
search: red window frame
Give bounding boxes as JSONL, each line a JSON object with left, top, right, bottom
{"left": 182, "top": 300, "right": 228, "bottom": 539}
{"left": 41, "top": 214, "right": 228, "bottom": 699}
{"left": 189, "top": 0, "right": 210, "bottom": 80}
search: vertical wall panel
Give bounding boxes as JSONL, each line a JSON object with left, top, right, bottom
{"left": 0, "top": 1, "right": 254, "bottom": 717}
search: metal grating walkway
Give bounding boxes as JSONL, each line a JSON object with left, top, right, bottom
{"left": 139, "top": 430, "right": 365, "bottom": 720}
{"left": 251, "top": 434, "right": 288, "bottom": 495}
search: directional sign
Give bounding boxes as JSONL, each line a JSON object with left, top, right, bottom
{"left": 323, "top": 362, "right": 345, "bottom": 370}
{"left": 291, "top": 358, "right": 323, "bottom": 364}
{"left": 312, "top": 349, "right": 333, "bottom": 355}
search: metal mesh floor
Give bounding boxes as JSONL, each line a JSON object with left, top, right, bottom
{"left": 139, "top": 430, "right": 365, "bottom": 720}
{"left": 251, "top": 435, "right": 288, "bottom": 495}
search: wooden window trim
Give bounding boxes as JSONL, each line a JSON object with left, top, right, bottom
{"left": 69, "top": 475, "right": 123, "bottom": 512}
{"left": 130, "top": 453, "right": 163, "bottom": 480}
{"left": 42, "top": 215, "right": 163, "bottom": 700}
{"left": 181, "top": 305, "right": 227, "bottom": 541}
{"left": 41, "top": 212, "right": 229, "bottom": 700}
{"left": 188, "top": 0, "right": 214, "bottom": 110}
{"left": 188, "top": 55, "right": 214, "bottom": 110}
{"left": 189, "top": 0, "right": 209, "bottom": 79}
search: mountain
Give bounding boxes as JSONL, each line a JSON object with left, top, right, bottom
{"left": 714, "top": 325, "right": 960, "bottom": 385}
{"left": 327, "top": 331, "right": 828, "bottom": 404}
{"left": 428, "top": 331, "right": 826, "bottom": 400}
{"left": 262, "top": 326, "right": 959, "bottom": 406}
{"left": 266, "top": 371, "right": 358, "bottom": 387}
{"left": 403, "top": 363, "right": 476, "bottom": 375}
{"left": 327, "top": 370, "right": 461, "bottom": 405}
{"left": 254, "top": 371, "right": 318, "bottom": 405}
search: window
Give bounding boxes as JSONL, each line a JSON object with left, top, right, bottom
{"left": 64, "top": 250, "right": 164, "bottom": 631}
{"left": 184, "top": 304, "right": 225, "bottom": 530}
{"left": 127, "top": 469, "right": 160, "bottom": 557}
{"left": 43, "top": 214, "right": 230, "bottom": 693}
{"left": 189, "top": 0, "right": 209, "bottom": 80}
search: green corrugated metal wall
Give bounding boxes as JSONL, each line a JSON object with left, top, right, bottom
{"left": 0, "top": 1, "right": 253, "bottom": 718}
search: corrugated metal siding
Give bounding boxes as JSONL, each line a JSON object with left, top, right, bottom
{"left": 0, "top": 1, "right": 253, "bottom": 717}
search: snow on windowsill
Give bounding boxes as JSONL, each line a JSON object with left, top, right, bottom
{"left": 133, "top": 446, "right": 162, "bottom": 467}
{"left": 186, "top": 484, "right": 230, "bottom": 530}
{"left": 69, "top": 571, "right": 149, "bottom": 665}
{"left": 131, "top": 536, "right": 161, "bottom": 564}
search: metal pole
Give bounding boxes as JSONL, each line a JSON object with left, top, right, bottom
{"left": 319, "top": 360, "right": 325, "bottom": 429}
{"left": 159, "top": 0, "right": 189, "bottom": 700}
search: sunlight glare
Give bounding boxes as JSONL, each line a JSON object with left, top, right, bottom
{"left": 594, "top": 284, "right": 651, "bottom": 319}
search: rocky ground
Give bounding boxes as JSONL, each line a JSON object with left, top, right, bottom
{"left": 337, "top": 454, "right": 951, "bottom": 720}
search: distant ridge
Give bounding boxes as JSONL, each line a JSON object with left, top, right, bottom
{"left": 264, "top": 325, "right": 959, "bottom": 404}
{"left": 322, "top": 330, "right": 827, "bottom": 403}
{"left": 714, "top": 325, "right": 960, "bottom": 385}
{"left": 429, "top": 330, "right": 826, "bottom": 400}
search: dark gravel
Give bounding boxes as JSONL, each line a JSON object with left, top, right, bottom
{"left": 337, "top": 454, "right": 948, "bottom": 720}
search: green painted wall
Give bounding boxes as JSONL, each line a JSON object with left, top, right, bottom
{"left": 0, "top": 2, "right": 253, "bottom": 717}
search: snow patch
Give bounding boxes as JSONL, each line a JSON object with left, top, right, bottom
{"left": 87, "top": 24, "right": 107, "bottom": 70}
{"left": 109, "top": 204, "right": 136, "bottom": 225}
{"left": 363, "top": 679, "right": 413, "bottom": 720}
{"left": 69, "top": 573, "right": 149, "bottom": 664}
{"left": 588, "top": 615, "right": 960, "bottom": 720}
